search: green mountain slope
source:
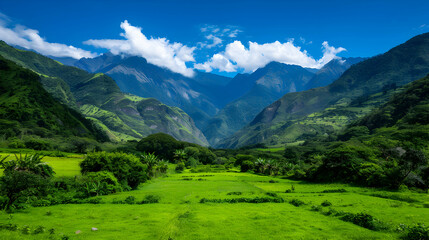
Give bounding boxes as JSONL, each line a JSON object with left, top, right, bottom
{"left": 219, "top": 32, "right": 429, "bottom": 148}
{"left": 0, "top": 41, "right": 208, "bottom": 145}
{"left": 204, "top": 62, "right": 315, "bottom": 146}
{"left": 0, "top": 55, "right": 105, "bottom": 140}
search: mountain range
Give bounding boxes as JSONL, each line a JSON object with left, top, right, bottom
{"left": 0, "top": 41, "right": 208, "bottom": 146}
{"left": 72, "top": 52, "right": 363, "bottom": 146}
{"left": 4, "top": 32, "right": 428, "bottom": 149}
{"left": 218, "top": 32, "right": 429, "bottom": 148}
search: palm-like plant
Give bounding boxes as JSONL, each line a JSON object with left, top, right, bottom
{"left": 140, "top": 152, "right": 159, "bottom": 177}
{"left": 0, "top": 154, "right": 54, "bottom": 178}
{"left": 255, "top": 158, "right": 266, "bottom": 174}
{"left": 174, "top": 149, "right": 187, "bottom": 163}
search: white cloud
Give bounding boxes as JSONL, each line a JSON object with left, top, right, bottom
{"left": 85, "top": 20, "right": 196, "bottom": 77}
{"left": 0, "top": 18, "right": 96, "bottom": 59}
{"left": 197, "top": 25, "right": 242, "bottom": 50}
{"left": 205, "top": 34, "right": 223, "bottom": 48}
{"left": 194, "top": 53, "right": 236, "bottom": 72}
{"left": 196, "top": 40, "right": 345, "bottom": 73}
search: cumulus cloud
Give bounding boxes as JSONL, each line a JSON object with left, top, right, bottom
{"left": 194, "top": 53, "right": 236, "bottom": 72}
{"left": 195, "top": 40, "right": 346, "bottom": 73}
{"left": 0, "top": 19, "right": 96, "bottom": 59}
{"left": 85, "top": 20, "right": 196, "bottom": 77}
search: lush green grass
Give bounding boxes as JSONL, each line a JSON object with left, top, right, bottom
{"left": 0, "top": 163, "right": 428, "bottom": 239}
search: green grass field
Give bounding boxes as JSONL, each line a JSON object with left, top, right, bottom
{"left": 0, "top": 155, "right": 428, "bottom": 239}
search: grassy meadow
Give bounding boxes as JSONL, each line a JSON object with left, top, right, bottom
{"left": 0, "top": 154, "right": 427, "bottom": 240}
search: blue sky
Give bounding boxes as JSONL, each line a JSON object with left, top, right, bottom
{"left": 0, "top": 0, "right": 428, "bottom": 77}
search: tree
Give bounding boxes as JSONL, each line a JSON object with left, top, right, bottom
{"left": 174, "top": 149, "right": 187, "bottom": 163}
{"left": 80, "top": 152, "right": 147, "bottom": 189}
{"left": 241, "top": 160, "right": 254, "bottom": 172}
{"left": 0, "top": 171, "right": 51, "bottom": 210}
{"left": 140, "top": 152, "right": 159, "bottom": 177}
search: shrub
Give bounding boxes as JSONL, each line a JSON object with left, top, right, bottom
{"left": 175, "top": 162, "right": 185, "bottom": 172}
{"left": 124, "top": 196, "right": 136, "bottom": 204}
{"left": 321, "top": 189, "right": 347, "bottom": 193}
{"left": 185, "top": 157, "right": 199, "bottom": 168}
{"left": 289, "top": 199, "right": 305, "bottom": 207}
{"left": 0, "top": 170, "right": 51, "bottom": 210}
{"left": 311, "top": 205, "right": 322, "bottom": 211}
{"left": 266, "top": 192, "right": 279, "bottom": 198}
{"left": 200, "top": 197, "right": 284, "bottom": 204}
{"left": 140, "top": 194, "right": 160, "bottom": 204}
{"left": 235, "top": 155, "right": 256, "bottom": 166}
{"left": 83, "top": 171, "right": 122, "bottom": 196}
{"left": 240, "top": 160, "right": 254, "bottom": 172}
{"left": 33, "top": 226, "right": 46, "bottom": 234}
{"left": 7, "top": 139, "right": 25, "bottom": 149}
{"left": 80, "top": 152, "right": 147, "bottom": 189}
{"left": 340, "top": 212, "right": 377, "bottom": 230}
{"left": 321, "top": 200, "right": 333, "bottom": 207}
{"left": 227, "top": 192, "right": 242, "bottom": 195}
{"left": 403, "top": 223, "right": 429, "bottom": 240}
{"left": 24, "top": 139, "right": 50, "bottom": 150}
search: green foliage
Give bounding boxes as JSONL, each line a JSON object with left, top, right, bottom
{"left": 83, "top": 171, "right": 122, "bottom": 196}
{"left": 235, "top": 154, "right": 256, "bottom": 166}
{"left": 80, "top": 152, "right": 147, "bottom": 189}
{"left": 137, "top": 133, "right": 182, "bottom": 161}
{"left": 175, "top": 162, "right": 185, "bottom": 173}
{"left": 0, "top": 154, "right": 54, "bottom": 178}
{"left": 0, "top": 171, "right": 51, "bottom": 210}
{"left": 289, "top": 199, "right": 306, "bottom": 207}
{"left": 0, "top": 55, "right": 107, "bottom": 142}
{"left": 137, "top": 133, "right": 215, "bottom": 164}
{"left": 140, "top": 194, "right": 161, "bottom": 204}
{"left": 240, "top": 160, "right": 254, "bottom": 172}
{"left": 340, "top": 212, "right": 378, "bottom": 230}
{"left": 403, "top": 224, "right": 429, "bottom": 240}
{"left": 200, "top": 197, "right": 284, "bottom": 204}
{"left": 321, "top": 200, "right": 332, "bottom": 207}
{"left": 338, "top": 126, "right": 370, "bottom": 141}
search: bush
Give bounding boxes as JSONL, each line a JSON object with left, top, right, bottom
{"left": 7, "top": 139, "right": 25, "bottom": 149}
{"left": 200, "top": 197, "right": 284, "bottom": 204}
{"left": 240, "top": 160, "right": 254, "bottom": 172}
{"left": 321, "top": 189, "right": 347, "bottom": 193}
{"left": 124, "top": 196, "right": 136, "bottom": 204}
{"left": 80, "top": 152, "right": 148, "bottom": 189}
{"left": 140, "top": 194, "right": 160, "bottom": 204}
{"left": 340, "top": 212, "right": 377, "bottom": 230}
{"left": 289, "top": 199, "right": 305, "bottom": 207}
{"left": 321, "top": 200, "right": 332, "bottom": 207}
{"left": 0, "top": 171, "right": 51, "bottom": 210}
{"left": 175, "top": 162, "right": 185, "bottom": 172}
{"left": 403, "top": 224, "right": 429, "bottom": 240}
{"left": 24, "top": 139, "right": 51, "bottom": 150}
{"left": 83, "top": 171, "right": 122, "bottom": 196}
{"left": 235, "top": 155, "right": 256, "bottom": 166}
{"left": 185, "top": 157, "right": 199, "bottom": 168}
{"left": 227, "top": 192, "right": 242, "bottom": 195}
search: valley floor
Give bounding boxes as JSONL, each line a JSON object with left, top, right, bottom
{"left": 0, "top": 156, "right": 428, "bottom": 239}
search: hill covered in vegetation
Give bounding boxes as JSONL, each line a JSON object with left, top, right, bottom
{"left": 0, "top": 41, "right": 208, "bottom": 145}
{"left": 0, "top": 55, "right": 107, "bottom": 142}
{"left": 219, "top": 32, "right": 429, "bottom": 148}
